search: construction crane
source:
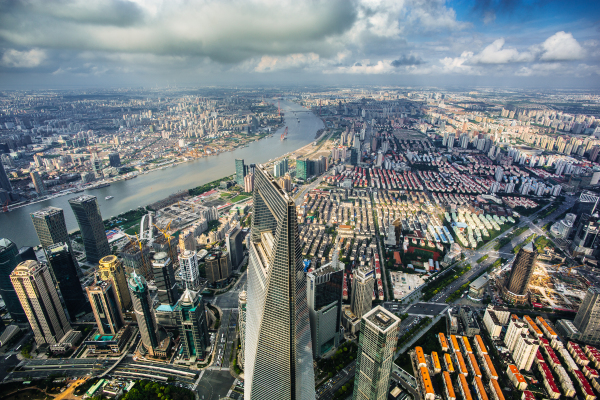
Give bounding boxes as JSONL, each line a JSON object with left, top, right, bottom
{"left": 568, "top": 265, "right": 583, "bottom": 276}
{"left": 153, "top": 222, "right": 176, "bottom": 265}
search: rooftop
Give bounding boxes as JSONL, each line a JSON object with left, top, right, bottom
{"left": 364, "top": 305, "right": 400, "bottom": 332}
{"left": 30, "top": 206, "right": 63, "bottom": 218}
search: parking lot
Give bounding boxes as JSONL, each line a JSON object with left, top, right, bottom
{"left": 390, "top": 271, "right": 425, "bottom": 299}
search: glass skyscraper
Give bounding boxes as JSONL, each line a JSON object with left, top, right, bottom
{"left": 175, "top": 289, "right": 209, "bottom": 361}
{"left": 68, "top": 195, "right": 110, "bottom": 264}
{"left": 235, "top": 158, "right": 246, "bottom": 186}
{"left": 245, "top": 165, "right": 315, "bottom": 400}
{"left": 0, "top": 238, "right": 26, "bottom": 322}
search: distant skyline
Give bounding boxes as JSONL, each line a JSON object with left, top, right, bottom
{"left": 0, "top": 0, "right": 599, "bottom": 89}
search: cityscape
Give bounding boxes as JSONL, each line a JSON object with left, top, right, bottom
{"left": 1, "top": 1, "right": 600, "bottom": 400}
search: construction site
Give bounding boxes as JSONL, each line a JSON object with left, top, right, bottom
{"left": 527, "top": 262, "right": 589, "bottom": 311}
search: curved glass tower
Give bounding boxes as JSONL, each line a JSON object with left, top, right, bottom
{"left": 245, "top": 165, "right": 315, "bottom": 400}
{"left": 0, "top": 238, "right": 26, "bottom": 322}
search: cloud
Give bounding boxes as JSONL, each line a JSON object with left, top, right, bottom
{"left": 538, "top": 31, "right": 586, "bottom": 61}
{"left": 1, "top": 48, "right": 46, "bottom": 67}
{"left": 470, "top": 38, "right": 534, "bottom": 64}
{"left": 391, "top": 54, "right": 425, "bottom": 67}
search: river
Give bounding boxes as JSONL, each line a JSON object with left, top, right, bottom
{"left": 0, "top": 100, "right": 323, "bottom": 247}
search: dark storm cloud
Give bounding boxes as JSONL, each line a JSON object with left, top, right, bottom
{"left": 391, "top": 54, "right": 425, "bottom": 66}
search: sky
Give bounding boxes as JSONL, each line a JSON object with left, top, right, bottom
{"left": 0, "top": 0, "right": 599, "bottom": 89}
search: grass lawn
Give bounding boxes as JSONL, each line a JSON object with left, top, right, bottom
{"left": 231, "top": 194, "right": 250, "bottom": 202}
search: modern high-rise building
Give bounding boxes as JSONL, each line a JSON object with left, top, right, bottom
{"left": 178, "top": 250, "right": 200, "bottom": 290}
{"left": 0, "top": 161, "right": 12, "bottom": 193}
{"left": 307, "top": 261, "right": 344, "bottom": 358}
{"left": 205, "top": 251, "right": 232, "bottom": 287}
{"left": 99, "top": 255, "right": 132, "bottom": 311}
{"left": 226, "top": 226, "right": 244, "bottom": 269}
{"left": 238, "top": 290, "right": 247, "bottom": 369}
{"left": 0, "top": 238, "right": 26, "bottom": 322}
{"left": 30, "top": 171, "right": 46, "bottom": 196}
{"left": 235, "top": 159, "right": 246, "bottom": 186}
{"left": 152, "top": 252, "right": 179, "bottom": 306}
{"left": 86, "top": 280, "right": 125, "bottom": 335}
{"left": 152, "top": 234, "right": 178, "bottom": 268}
{"left": 68, "top": 195, "right": 110, "bottom": 264}
{"left": 120, "top": 241, "right": 152, "bottom": 280}
{"left": 245, "top": 165, "right": 315, "bottom": 400}
{"left": 573, "top": 286, "right": 600, "bottom": 345}
{"left": 352, "top": 306, "right": 400, "bottom": 400}
{"left": 175, "top": 288, "right": 209, "bottom": 361}
{"left": 351, "top": 266, "right": 375, "bottom": 319}
{"left": 11, "top": 260, "right": 72, "bottom": 345}
{"left": 30, "top": 207, "right": 77, "bottom": 261}
{"left": 502, "top": 242, "right": 537, "bottom": 304}
{"left": 45, "top": 243, "right": 89, "bottom": 320}
{"left": 108, "top": 152, "right": 121, "bottom": 167}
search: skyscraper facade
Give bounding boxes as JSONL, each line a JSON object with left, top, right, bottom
{"left": 175, "top": 289, "right": 209, "bottom": 361}
{"left": 352, "top": 306, "right": 400, "bottom": 400}
{"left": 86, "top": 280, "right": 125, "bottom": 335}
{"left": 99, "top": 255, "right": 132, "bottom": 311}
{"left": 108, "top": 152, "right": 121, "bottom": 167}
{"left": 205, "top": 251, "right": 231, "bottom": 287}
{"left": 0, "top": 161, "right": 12, "bottom": 192}
{"left": 351, "top": 266, "right": 375, "bottom": 319}
{"left": 68, "top": 195, "right": 110, "bottom": 264}
{"left": 502, "top": 242, "right": 537, "bottom": 304}
{"left": 178, "top": 250, "right": 200, "bottom": 290}
{"left": 45, "top": 243, "right": 89, "bottom": 320}
{"left": 245, "top": 165, "right": 315, "bottom": 400}
{"left": 235, "top": 158, "right": 246, "bottom": 186}
{"left": 30, "top": 171, "right": 46, "bottom": 195}
{"left": 307, "top": 261, "right": 344, "bottom": 358}
{"left": 120, "top": 241, "right": 152, "bottom": 279}
{"left": 238, "top": 290, "right": 247, "bottom": 369}
{"left": 152, "top": 252, "right": 179, "bottom": 306}
{"left": 0, "top": 238, "right": 26, "bottom": 322}
{"left": 226, "top": 226, "right": 244, "bottom": 269}
{"left": 11, "top": 260, "right": 72, "bottom": 345}
{"left": 128, "top": 272, "right": 161, "bottom": 356}
{"left": 573, "top": 286, "right": 600, "bottom": 345}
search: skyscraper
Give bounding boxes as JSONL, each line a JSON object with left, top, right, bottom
{"left": 0, "top": 238, "right": 26, "bottom": 322}
{"left": 205, "top": 251, "right": 231, "bottom": 287}
{"left": 30, "top": 171, "right": 46, "bottom": 196}
{"left": 0, "top": 161, "right": 12, "bottom": 192}
{"left": 178, "top": 250, "right": 200, "bottom": 290}
{"left": 307, "top": 261, "right": 344, "bottom": 358}
{"left": 11, "top": 260, "right": 72, "bottom": 345}
{"left": 120, "top": 241, "right": 152, "bottom": 280}
{"left": 175, "top": 288, "right": 209, "bottom": 361}
{"left": 352, "top": 306, "right": 400, "bottom": 400}
{"left": 68, "top": 195, "right": 110, "bottom": 264}
{"left": 99, "top": 255, "right": 132, "bottom": 311}
{"left": 152, "top": 234, "right": 178, "bottom": 268}
{"left": 108, "top": 152, "right": 121, "bottom": 167}
{"left": 238, "top": 290, "right": 247, "bottom": 369}
{"left": 502, "top": 242, "right": 537, "bottom": 304}
{"left": 128, "top": 271, "right": 170, "bottom": 358}
{"left": 351, "top": 266, "right": 375, "bottom": 319}
{"left": 86, "top": 280, "right": 125, "bottom": 335}
{"left": 226, "top": 226, "right": 244, "bottom": 269}
{"left": 573, "top": 286, "right": 600, "bottom": 345}
{"left": 152, "top": 252, "right": 179, "bottom": 306}
{"left": 235, "top": 159, "right": 246, "bottom": 186}
{"left": 45, "top": 243, "right": 89, "bottom": 320}
{"left": 245, "top": 165, "right": 315, "bottom": 400}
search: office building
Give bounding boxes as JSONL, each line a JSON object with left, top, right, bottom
{"left": 245, "top": 165, "right": 315, "bottom": 400}
{"left": 226, "top": 226, "right": 244, "bottom": 269}
{"left": 152, "top": 252, "right": 179, "bottom": 306}
{"left": 175, "top": 288, "right": 209, "bottom": 361}
{"left": 86, "top": 280, "right": 125, "bottom": 335}
{"left": 244, "top": 172, "right": 254, "bottom": 193}
{"left": 128, "top": 271, "right": 166, "bottom": 357}
{"left": 307, "top": 261, "right": 344, "bottom": 358}
{"left": 45, "top": 243, "right": 89, "bottom": 320}
{"left": 108, "top": 152, "right": 121, "bottom": 167}
{"left": 152, "top": 234, "right": 178, "bottom": 268}
{"left": 179, "top": 250, "right": 200, "bottom": 290}
{"left": 502, "top": 242, "right": 537, "bottom": 304}
{"left": 351, "top": 266, "right": 375, "bottom": 319}
{"left": 236, "top": 159, "right": 246, "bottom": 186}
{"left": 0, "top": 238, "right": 26, "bottom": 322}
{"left": 352, "top": 306, "right": 400, "bottom": 400}
{"left": 0, "top": 161, "right": 12, "bottom": 192}
{"left": 30, "top": 171, "right": 46, "bottom": 195}
{"left": 205, "top": 251, "right": 231, "bottom": 287}
{"left": 69, "top": 195, "right": 110, "bottom": 264}
{"left": 573, "top": 286, "right": 600, "bottom": 345}
{"left": 273, "top": 158, "right": 289, "bottom": 178}
{"left": 11, "top": 260, "right": 72, "bottom": 345}
{"left": 120, "top": 241, "right": 152, "bottom": 280}
{"left": 238, "top": 291, "right": 247, "bottom": 369}
{"left": 297, "top": 158, "right": 308, "bottom": 180}
{"left": 99, "top": 255, "right": 132, "bottom": 311}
